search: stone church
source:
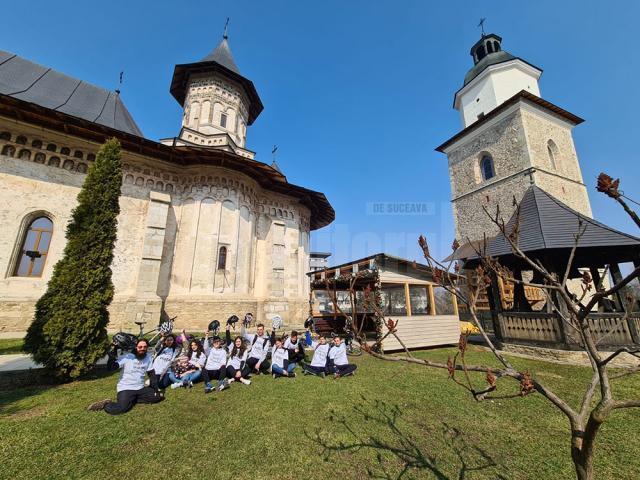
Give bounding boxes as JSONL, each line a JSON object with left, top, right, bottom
{"left": 0, "top": 32, "right": 334, "bottom": 333}
{"left": 437, "top": 33, "right": 592, "bottom": 243}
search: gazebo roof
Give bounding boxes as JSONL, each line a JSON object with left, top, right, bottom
{"left": 466, "top": 186, "right": 640, "bottom": 268}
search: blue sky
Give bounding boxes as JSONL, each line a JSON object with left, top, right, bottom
{"left": 2, "top": 0, "right": 639, "bottom": 265}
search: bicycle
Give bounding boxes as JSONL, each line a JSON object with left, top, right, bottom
{"left": 112, "top": 317, "right": 175, "bottom": 356}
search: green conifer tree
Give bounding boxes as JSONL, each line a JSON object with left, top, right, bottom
{"left": 24, "top": 138, "right": 123, "bottom": 379}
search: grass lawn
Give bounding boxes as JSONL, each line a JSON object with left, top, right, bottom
{"left": 1, "top": 345, "right": 639, "bottom": 480}
{"left": 0, "top": 338, "right": 24, "bottom": 355}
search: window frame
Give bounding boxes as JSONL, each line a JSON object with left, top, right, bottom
{"left": 12, "top": 214, "right": 54, "bottom": 278}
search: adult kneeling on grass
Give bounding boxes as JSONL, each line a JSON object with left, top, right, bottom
{"left": 88, "top": 338, "right": 164, "bottom": 414}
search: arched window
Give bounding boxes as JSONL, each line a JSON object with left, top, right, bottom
{"left": 76, "top": 163, "right": 87, "bottom": 173}
{"left": 0, "top": 131, "right": 10, "bottom": 141}
{"left": 476, "top": 45, "right": 486, "bottom": 61}
{"left": 62, "top": 159, "right": 74, "bottom": 170}
{"left": 15, "top": 135, "right": 27, "bottom": 145}
{"left": 547, "top": 139, "right": 560, "bottom": 170}
{"left": 46, "top": 143, "right": 57, "bottom": 152}
{"left": 60, "top": 147, "right": 71, "bottom": 155}
{"left": 220, "top": 113, "right": 228, "bottom": 128}
{"left": 217, "top": 246, "right": 227, "bottom": 270}
{"left": 494, "top": 41, "right": 500, "bottom": 52}
{"left": 1, "top": 145, "right": 15, "bottom": 157}
{"left": 14, "top": 216, "right": 53, "bottom": 277}
{"left": 31, "top": 139, "right": 43, "bottom": 149}
{"left": 73, "top": 150, "right": 84, "bottom": 159}
{"left": 486, "top": 41, "right": 494, "bottom": 54}
{"left": 34, "top": 153, "right": 46, "bottom": 164}
{"left": 48, "top": 156, "right": 61, "bottom": 167}
{"left": 480, "top": 154, "right": 495, "bottom": 180}
{"left": 18, "top": 149, "right": 31, "bottom": 160}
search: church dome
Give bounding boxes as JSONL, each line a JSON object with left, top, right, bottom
{"left": 464, "top": 50, "right": 516, "bottom": 85}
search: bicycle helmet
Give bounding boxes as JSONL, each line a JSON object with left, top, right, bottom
{"left": 113, "top": 332, "right": 137, "bottom": 351}
{"left": 271, "top": 315, "right": 283, "bottom": 331}
{"left": 304, "top": 317, "right": 315, "bottom": 329}
{"left": 243, "top": 312, "right": 254, "bottom": 328}
{"left": 159, "top": 320, "right": 173, "bottom": 335}
{"left": 208, "top": 320, "right": 221, "bottom": 334}
{"left": 226, "top": 315, "right": 239, "bottom": 329}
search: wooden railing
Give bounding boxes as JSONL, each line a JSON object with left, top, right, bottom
{"left": 496, "top": 312, "right": 640, "bottom": 348}
{"left": 499, "top": 312, "right": 563, "bottom": 344}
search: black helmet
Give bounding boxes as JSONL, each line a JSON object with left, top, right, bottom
{"left": 113, "top": 332, "right": 137, "bottom": 351}
{"left": 304, "top": 317, "right": 315, "bottom": 329}
{"left": 226, "top": 315, "right": 239, "bottom": 328}
{"left": 208, "top": 320, "right": 221, "bottom": 333}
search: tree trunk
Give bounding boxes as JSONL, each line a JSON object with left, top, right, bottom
{"left": 572, "top": 450, "right": 594, "bottom": 480}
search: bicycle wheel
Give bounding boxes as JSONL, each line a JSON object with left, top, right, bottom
{"left": 347, "top": 339, "right": 363, "bottom": 357}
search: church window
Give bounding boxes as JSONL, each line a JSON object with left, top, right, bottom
{"left": 16, "top": 135, "right": 27, "bottom": 145}
{"left": 18, "top": 149, "right": 31, "bottom": 160}
{"left": 547, "top": 140, "right": 560, "bottom": 170}
{"left": 220, "top": 113, "right": 227, "bottom": 128}
{"left": 494, "top": 41, "right": 500, "bottom": 52}
{"left": 2, "top": 145, "right": 16, "bottom": 157}
{"left": 48, "top": 156, "right": 60, "bottom": 167}
{"left": 74, "top": 150, "right": 84, "bottom": 159}
{"left": 0, "top": 131, "right": 10, "bottom": 141}
{"left": 486, "top": 41, "right": 494, "bottom": 54}
{"left": 14, "top": 216, "right": 53, "bottom": 277}
{"left": 46, "top": 143, "right": 57, "bottom": 152}
{"left": 481, "top": 155, "right": 495, "bottom": 180}
{"left": 60, "top": 147, "right": 70, "bottom": 155}
{"left": 31, "top": 139, "right": 43, "bottom": 149}
{"left": 34, "top": 153, "right": 45, "bottom": 164}
{"left": 217, "top": 246, "right": 227, "bottom": 270}
{"left": 62, "top": 159, "right": 74, "bottom": 170}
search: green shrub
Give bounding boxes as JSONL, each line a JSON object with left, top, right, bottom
{"left": 24, "top": 138, "right": 123, "bottom": 380}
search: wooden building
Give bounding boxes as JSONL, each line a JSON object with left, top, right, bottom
{"left": 308, "top": 253, "right": 461, "bottom": 351}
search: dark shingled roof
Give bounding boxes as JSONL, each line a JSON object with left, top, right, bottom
{"left": 0, "top": 50, "right": 142, "bottom": 137}
{"left": 468, "top": 186, "right": 640, "bottom": 268}
{"left": 200, "top": 37, "right": 240, "bottom": 74}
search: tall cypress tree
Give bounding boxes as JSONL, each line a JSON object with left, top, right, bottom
{"left": 24, "top": 138, "right": 123, "bottom": 379}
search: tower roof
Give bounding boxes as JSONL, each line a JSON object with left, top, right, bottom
{"left": 200, "top": 36, "right": 240, "bottom": 74}
{"left": 463, "top": 33, "right": 541, "bottom": 86}
{"left": 169, "top": 34, "right": 263, "bottom": 125}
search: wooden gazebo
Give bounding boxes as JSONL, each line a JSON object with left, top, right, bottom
{"left": 459, "top": 186, "right": 640, "bottom": 350}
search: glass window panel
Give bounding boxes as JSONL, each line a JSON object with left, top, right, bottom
{"left": 31, "top": 217, "right": 52, "bottom": 230}
{"left": 38, "top": 231, "right": 52, "bottom": 253}
{"left": 31, "top": 256, "right": 45, "bottom": 276}
{"left": 410, "top": 286, "right": 429, "bottom": 315}
{"left": 434, "top": 286, "right": 455, "bottom": 315}
{"left": 16, "top": 255, "right": 32, "bottom": 276}
{"left": 381, "top": 286, "right": 407, "bottom": 315}
{"left": 23, "top": 230, "right": 38, "bottom": 250}
{"left": 336, "top": 291, "right": 352, "bottom": 313}
{"left": 313, "top": 290, "right": 333, "bottom": 314}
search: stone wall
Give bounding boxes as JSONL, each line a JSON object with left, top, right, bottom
{"left": 446, "top": 102, "right": 592, "bottom": 243}
{"left": 0, "top": 120, "right": 314, "bottom": 333}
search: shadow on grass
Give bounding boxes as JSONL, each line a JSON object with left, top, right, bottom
{"left": 0, "top": 366, "right": 115, "bottom": 417}
{"left": 307, "top": 396, "right": 507, "bottom": 480}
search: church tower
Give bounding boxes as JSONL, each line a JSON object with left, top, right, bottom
{"left": 161, "top": 26, "right": 263, "bottom": 159}
{"left": 436, "top": 32, "right": 592, "bottom": 244}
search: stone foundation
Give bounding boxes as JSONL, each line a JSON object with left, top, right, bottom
{"left": 498, "top": 343, "right": 640, "bottom": 369}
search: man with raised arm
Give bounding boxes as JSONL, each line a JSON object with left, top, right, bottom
{"left": 241, "top": 322, "right": 271, "bottom": 375}
{"left": 88, "top": 338, "right": 164, "bottom": 414}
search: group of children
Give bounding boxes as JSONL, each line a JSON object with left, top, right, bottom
{"left": 88, "top": 319, "right": 358, "bottom": 414}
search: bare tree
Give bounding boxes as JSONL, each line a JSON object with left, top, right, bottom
{"left": 349, "top": 174, "right": 640, "bottom": 480}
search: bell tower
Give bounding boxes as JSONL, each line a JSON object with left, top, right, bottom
{"left": 162, "top": 24, "right": 263, "bottom": 159}
{"left": 436, "top": 32, "right": 592, "bottom": 244}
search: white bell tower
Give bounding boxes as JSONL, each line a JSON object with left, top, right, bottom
{"left": 454, "top": 34, "right": 542, "bottom": 128}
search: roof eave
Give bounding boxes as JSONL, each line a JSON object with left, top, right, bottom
{"left": 437, "top": 90, "right": 584, "bottom": 154}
